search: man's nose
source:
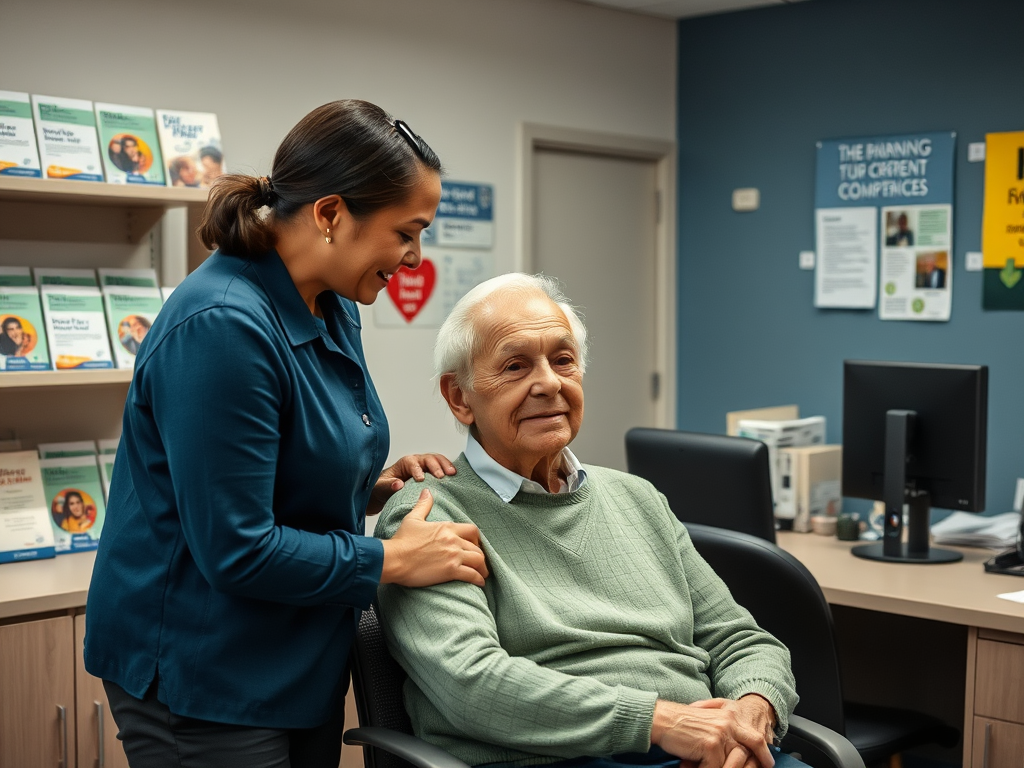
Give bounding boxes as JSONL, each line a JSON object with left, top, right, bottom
{"left": 529, "top": 360, "right": 562, "bottom": 395}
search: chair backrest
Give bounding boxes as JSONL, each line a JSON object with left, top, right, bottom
{"left": 684, "top": 523, "right": 847, "bottom": 736}
{"left": 625, "top": 427, "right": 777, "bottom": 542}
{"left": 350, "top": 603, "right": 415, "bottom": 768}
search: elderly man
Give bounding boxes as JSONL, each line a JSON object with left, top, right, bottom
{"left": 376, "top": 273, "right": 800, "bottom": 768}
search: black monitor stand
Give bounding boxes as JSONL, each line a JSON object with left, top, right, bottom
{"left": 852, "top": 409, "right": 963, "bottom": 564}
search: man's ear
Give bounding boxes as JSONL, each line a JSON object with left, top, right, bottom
{"left": 440, "top": 373, "right": 475, "bottom": 428}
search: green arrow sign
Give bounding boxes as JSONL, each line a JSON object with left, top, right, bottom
{"left": 1001, "top": 258, "right": 1022, "bottom": 289}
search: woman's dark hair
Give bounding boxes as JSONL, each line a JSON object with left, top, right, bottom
{"left": 198, "top": 100, "right": 442, "bottom": 257}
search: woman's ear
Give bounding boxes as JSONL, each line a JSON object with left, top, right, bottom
{"left": 312, "top": 195, "right": 349, "bottom": 236}
{"left": 440, "top": 373, "right": 474, "bottom": 428}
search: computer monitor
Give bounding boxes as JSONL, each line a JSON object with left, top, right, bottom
{"left": 842, "top": 360, "right": 988, "bottom": 564}
{"left": 624, "top": 427, "right": 776, "bottom": 543}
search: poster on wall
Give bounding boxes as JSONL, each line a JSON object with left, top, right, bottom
{"left": 814, "top": 132, "right": 956, "bottom": 320}
{"left": 981, "top": 131, "right": 1024, "bottom": 310}
{"left": 422, "top": 181, "right": 494, "bottom": 249}
{"left": 374, "top": 252, "right": 492, "bottom": 328}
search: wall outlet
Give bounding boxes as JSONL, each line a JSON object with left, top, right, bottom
{"left": 799, "top": 251, "right": 816, "bottom": 270}
{"left": 968, "top": 142, "right": 986, "bottom": 162}
{"left": 966, "top": 251, "right": 984, "bottom": 271}
{"left": 732, "top": 188, "right": 760, "bottom": 212}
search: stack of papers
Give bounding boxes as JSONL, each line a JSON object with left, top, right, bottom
{"left": 931, "top": 511, "right": 1021, "bottom": 549}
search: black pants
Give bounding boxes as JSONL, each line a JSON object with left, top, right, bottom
{"left": 103, "top": 679, "right": 346, "bottom": 768}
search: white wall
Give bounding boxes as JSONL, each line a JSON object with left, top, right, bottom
{"left": 4, "top": 0, "right": 676, "bottom": 463}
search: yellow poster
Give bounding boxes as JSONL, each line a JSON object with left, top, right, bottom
{"left": 982, "top": 131, "right": 1024, "bottom": 309}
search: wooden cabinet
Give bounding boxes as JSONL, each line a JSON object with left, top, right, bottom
{"left": 966, "top": 628, "right": 1024, "bottom": 768}
{"left": 971, "top": 719, "right": 1024, "bottom": 768}
{"left": 74, "top": 614, "right": 128, "bottom": 768}
{"left": 0, "top": 617, "right": 75, "bottom": 768}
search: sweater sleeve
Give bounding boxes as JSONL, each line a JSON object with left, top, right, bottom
{"left": 375, "top": 504, "right": 658, "bottom": 759}
{"left": 671, "top": 504, "right": 798, "bottom": 739}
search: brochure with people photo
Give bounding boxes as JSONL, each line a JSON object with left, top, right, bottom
{"left": 102, "top": 285, "right": 162, "bottom": 368}
{"left": 0, "top": 286, "right": 52, "bottom": 371}
{"left": 95, "top": 102, "right": 166, "bottom": 186}
{"left": 40, "top": 455, "right": 106, "bottom": 554}
{"left": 0, "top": 450, "right": 55, "bottom": 564}
{"left": 0, "top": 90, "right": 42, "bottom": 178}
{"left": 31, "top": 94, "right": 104, "bottom": 181}
{"left": 155, "top": 109, "right": 224, "bottom": 189}
{"left": 33, "top": 267, "right": 99, "bottom": 287}
{"left": 40, "top": 285, "right": 114, "bottom": 369}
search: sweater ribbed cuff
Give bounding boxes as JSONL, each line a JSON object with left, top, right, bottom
{"left": 611, "top": 686, "right": 660, "bottom": 753}
{"left": 730, "top": 680, "right": 793, "bottom": 740}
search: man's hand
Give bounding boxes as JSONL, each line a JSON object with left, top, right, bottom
{"left": 650, "top": 698, "right": 775, "bottom": 768}
{"left": 367, "top": 453, "right": 457, "bottom": 516}
{"left": 688, "top": 695, "right": 777, "bottom": 744}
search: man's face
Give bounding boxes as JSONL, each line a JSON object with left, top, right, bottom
{"left": 3, "top": 321, "right": 23, "bottom": 345}
{"left": 457, "top": 291, "right": 584, "bottom": 472}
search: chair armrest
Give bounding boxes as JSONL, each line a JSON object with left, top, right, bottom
{"left": 784, "top": 715, "right": 865, "bottom": 768}
{"left": 343, "top": 727, "right": 472, "bottom": 768}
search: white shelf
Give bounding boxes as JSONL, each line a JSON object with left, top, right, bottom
{"left": 0, "top": 176, "right": 207, "bottom": 208}
{"left": 0, "top": 370, "right": 132, "bottom": 390}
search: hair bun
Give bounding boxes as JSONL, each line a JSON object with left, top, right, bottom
{"left": 257, "top": 176, "right": 277, "bottom": 208}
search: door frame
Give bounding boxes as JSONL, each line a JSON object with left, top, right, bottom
{"left": 517, "top": 122, "right": 677, "bottom": 430}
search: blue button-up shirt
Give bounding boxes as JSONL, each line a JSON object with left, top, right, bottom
{"left": 85, "top": 249, "right": 387, "bottom": 728}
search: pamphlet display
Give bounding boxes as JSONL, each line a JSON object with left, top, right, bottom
{"left": 94, "top": 102, "right": 166, "bottom": 186}
{"left": 40, "top": 455, "right": 106, "bottom": 553}
{"left": 0, "top": 450, "right": 55, "bottom": 563}
{"left": 0, "top": 267, "right": 33, "bottom": 286}
{"left": 102, "top": 286, "right": 162, "bottom": 368}
{"left": 40, "top": 286, "right": 114, "bottom": 369}
{"left": 33, "top": 267, "right": 99, "bottom": 286}
{"left": 31, "top": 95, "right": 104, "bottom": 181}
{"left": 38, "top": 441, "right": 98, "bottom": 459}
{"left": 98, "top": 267, "right": 159, "bottom": 288}
{"left": 0, "top": 286, "right": 51, "bottom": 371}
{"left": 97, "top": 439, "right": 118, "bottom": 502}
{"left": 155, "top": 109, "right": 224, "bottom": 189}
{"left": 0, "top": 90, "right": 42, "bottom": 178}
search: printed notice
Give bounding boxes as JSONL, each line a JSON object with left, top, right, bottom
{"left": 878, "top": 204, "right": 953, "bottom": 321}
{"left": 374, "top": 252, "right": 492, "bottom": 328}
{"left": 814, "top": 208, "right": 877, "bottom": 308}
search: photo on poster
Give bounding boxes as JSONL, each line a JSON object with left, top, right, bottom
{"left": 878, "top": 203, "right": 952, "bottom": 321}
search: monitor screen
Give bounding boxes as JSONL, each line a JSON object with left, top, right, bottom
{"left": 842, "top": 360, "right": 987, "bottom": 512}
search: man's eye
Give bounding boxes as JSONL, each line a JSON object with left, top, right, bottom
{"left": 505, "top": 363, "right": 523, "bottom": 372}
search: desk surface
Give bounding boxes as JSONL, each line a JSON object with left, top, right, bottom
{"left": 776, "top": 531, "right": 1024, "bottom": 634}
{"left": 0, "top": 550, "right": 95, "bottom": 620}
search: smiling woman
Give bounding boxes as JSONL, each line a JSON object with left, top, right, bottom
{"left": 84, "top": 100, "right": 489, "bottom": 768}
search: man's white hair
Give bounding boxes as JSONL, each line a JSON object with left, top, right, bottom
{"left": 433, "top": 273, "right": 589, "bottom": 390}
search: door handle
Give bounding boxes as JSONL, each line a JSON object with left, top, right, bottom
{"left": 56, "top": 704, "right": 68, "bottom": 768}
{"left": 981, "top": 720, "right": 991, "bottom": 768}
{"left": 96, "top": 700, "right": 106, "bottom": 767}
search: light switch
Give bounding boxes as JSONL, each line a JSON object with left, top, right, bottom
{"left": 968, "top": 143, "right": 986, "bottom": 162}
{"left": 799, "top": 251, "right": 816, "bottom": 270}
{"left": 732, "top": 188, "right": 760, "bottom": 212}
{"left": 965, "top": 252, "right": 983, "bottom": 271}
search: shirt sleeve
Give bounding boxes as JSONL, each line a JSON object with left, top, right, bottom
{"left": 375, "top": 504, "right": 657, "bottom": 759}
{"left": 134, "top": 305, "right": 383, "bottom": 608}
{"left": 671, "top": 499, "right": 798, "bottom": 739}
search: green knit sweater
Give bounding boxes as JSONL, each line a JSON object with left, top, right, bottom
{"left": 375, "top": 456, "right": 797, "bottom": 767}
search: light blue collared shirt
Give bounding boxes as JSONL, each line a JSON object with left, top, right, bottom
{"left": 464, "top": 433, "right": 588, "bottom": 503}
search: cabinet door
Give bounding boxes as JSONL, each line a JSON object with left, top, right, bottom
{"left": 75, "top": 614, "right": 129, "bottom": 768}
{"left": 0, "top": 616, "right": 75, "bottom": 768}
{"left": 972, "top": 718, "right": 1024, "bottom": 768}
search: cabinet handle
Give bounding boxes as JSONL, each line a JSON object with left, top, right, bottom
{"left": 982, "top": 721, "right": 991, "bottom": 768}
{"left": 95, "top": 700, "right": 106, "bottom": 768}
{"left": 56, "top": 704, "right": 68, "bottom": 768}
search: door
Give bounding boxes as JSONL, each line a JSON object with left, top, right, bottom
{"left": 0, "top": 617, "right": 75, "bottom": 768}
{"left": 532, "top": 148, "right": 660, "bottom": 470}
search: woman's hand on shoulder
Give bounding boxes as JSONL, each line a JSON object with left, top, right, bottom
{"left": 367, "top": 453, "right": 457, "bottom": 516}
{"left": 380, "top": 489, "right": 488, "bottom": 588}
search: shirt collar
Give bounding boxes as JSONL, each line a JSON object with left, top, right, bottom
{"left": 464, "top": 433, "right": 588, "bottom": 503}
{"left": 248, "top": 248, "right": 321, "bottom": 347}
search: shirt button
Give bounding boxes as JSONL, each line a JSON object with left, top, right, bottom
{"left": 362, "top": 414, "right": 371, "bottom": 426}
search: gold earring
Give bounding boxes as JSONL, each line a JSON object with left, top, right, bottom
{"left": 325, "top": 228, "right": 332, "bottom": 245}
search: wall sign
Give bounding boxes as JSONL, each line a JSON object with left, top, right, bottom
{"left": 421, "top": 181, "right": 494, "bottom": 249}
{"left": 982, "top": 131, "right": 1024, "bottom": 310}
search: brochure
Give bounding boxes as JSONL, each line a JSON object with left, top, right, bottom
{"left": 98, "top": 267, "right": 159, "bottom": 288}
{"left": 155, "top": 109, "right": 224, "bottom": 189}
{"left": 103, "top": 285, "right": 162, "bottom": 368}
{"left": 97, "top": 453, "right": 115, "bottom": 502}
{"left": 94, "top": 102, "right": 165, "bottom": 186}
{"left": 0, "top": 451, "right": 55, "bottom": 563}
{"left": 0, "top": 91, "right": 42, "bottom": 178}
{"left": 31, "top": 95, "right": 104, "bottom": 182}
{"left": 33, "top": 267, "right": 98, "bottom": 287}
{"left": 0, "top": 286, "right": 51, "bottom": 371}
{"left": 160, "top": 285, "right": 176, "bottom": 302}
{"left": 0, "top": 267, "right": 33, "bottom": 287}
{"left": 37, "top": 441, "right": 97, "bottom": 459}
{"left": 97, "top": 438, "right": 119, "bottom": 455}
{"left": 40, "top": 286, "right": 114, "bottom": 369}
{"left": 40, "top": 455, "right": 106, "bottom": 553}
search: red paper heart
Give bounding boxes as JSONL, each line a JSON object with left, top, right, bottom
{"left": 386, "top": 259, "right": 436, "bottom": 323}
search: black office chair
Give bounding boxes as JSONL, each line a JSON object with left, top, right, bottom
{"left": 343, "top": 604, "right": 865, "bottom": 768}
{"left": 625, "top": 427, "right": 776, "bottom": 542}
{"left": 684, "top": 523, "right": 960, "bottom": 767}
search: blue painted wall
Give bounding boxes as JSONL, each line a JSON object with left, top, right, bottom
{"left": 676, "top": 0, "right": 1024, "bottom": 514}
